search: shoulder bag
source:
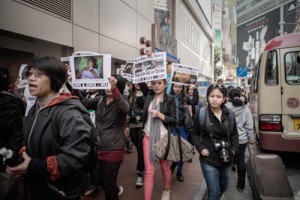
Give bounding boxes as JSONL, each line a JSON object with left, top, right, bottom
{"left": 154, "top": 126, "right": 193, "bottom": 162}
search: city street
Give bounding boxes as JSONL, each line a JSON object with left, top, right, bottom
{"left": 84, "top": 149, "right": 204, "bottom": 200}
{"left": 83, "top": 147, "right": 255, "bottom": 200}
{"left": 83, "top": 144, "right": 300, "bottom": 200}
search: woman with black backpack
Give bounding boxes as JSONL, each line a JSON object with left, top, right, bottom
{"left": 192, "top": 84, "right": 239, "bottom": 200}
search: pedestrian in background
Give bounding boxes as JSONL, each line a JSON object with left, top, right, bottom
{"left": 7, "top": 56, "right": 93, "bottom": 200}
{"left": 169, "top": 83, "right": 194, "bottom": 182}
{"left": 127, "top": 83, "right": 145, "bottom": 187}
{"left": 186, "top": 84, "right": 199, "bottom": 118}
{"left": 139, "top": 79, "right": 176, "bottom": 200}
{"left": 82, "top": 75, "right": 129, "bottom": 199}
{"left": 192, "top": 84, "right": 239, "bottom": 200}
{"left": 226, "top": 88, "right": 255, "bottom": 193}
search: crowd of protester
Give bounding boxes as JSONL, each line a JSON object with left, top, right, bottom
{"left": 0, "top": 57, "right": 254, "bottom": 200}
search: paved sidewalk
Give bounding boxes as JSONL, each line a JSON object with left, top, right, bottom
{"left": 83, "top": 149, "right": 204, "bottom": 200}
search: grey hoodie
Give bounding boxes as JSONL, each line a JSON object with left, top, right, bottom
{"left": 225, "top": 102, "right": 255, "bottom": 144}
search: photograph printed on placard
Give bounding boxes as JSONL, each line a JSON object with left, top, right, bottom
{"left": 70, "top": 52, "right": 111, "bottom": 89}
{"left": 170, "top": 63, "right": 198, "bottom": 85}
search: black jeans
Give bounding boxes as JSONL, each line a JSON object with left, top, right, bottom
{"left": 130, "top": 127, "right": 144, "bottom": 173}
{"left": 98, "top": 160, "right": 122, "bottom": 200}
{"left": 235, "top": 143, "right": 247, "bottom": 189}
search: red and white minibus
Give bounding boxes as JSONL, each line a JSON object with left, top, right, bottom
{"left": 250, "top": 33, "right": 300, "bottom": 152}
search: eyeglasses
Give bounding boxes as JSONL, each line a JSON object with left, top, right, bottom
{"left": 26, "top": 70, "right": 45, "bottom": 78}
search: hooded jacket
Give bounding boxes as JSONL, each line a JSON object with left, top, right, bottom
{"left": 225, "top": 102, "right": 254, "bottom": 144}
{"left": 24, "top": 94, "right": 92, "bottom": 200}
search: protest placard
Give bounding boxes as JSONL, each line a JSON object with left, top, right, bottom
{"left": 18, "top": 64, "right": 29, "bottom": 88}
{"left": 133, "top": 52, "right": 166, "bottom": 83}
{"left": 170, "top": 63, "right": 198, "bottom": 85}
{"left": 122, "top": 60, "right": 135, "bottom": 81}
{"left": 116, "top": 65, "right": 125, "bottom": 75}
{"left": 69, "top": 51, "right": 111, "bottom": 89}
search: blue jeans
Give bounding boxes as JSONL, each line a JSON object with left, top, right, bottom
{"left": 200, "top": 159, "right": 231, "bottom": 200}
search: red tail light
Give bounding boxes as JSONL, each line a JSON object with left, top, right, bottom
{"left": 259, "top": 115, "right": 282, "bottom": 131}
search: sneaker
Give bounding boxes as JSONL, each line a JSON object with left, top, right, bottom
{"left": 118, "top": 186, "right": 123, "bottom": 196}
{"left": 83, "top": 185, "right": 98, "bottom": 196}
{"left": 161, "top": 189, "right": 170, "bottom": 200}
{"left": 135, "top": 176, "right": 143, "bottom": 187}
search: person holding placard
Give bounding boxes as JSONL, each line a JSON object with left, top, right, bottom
{"left": 139, "top": 79, "right": 176, "bottom": 200}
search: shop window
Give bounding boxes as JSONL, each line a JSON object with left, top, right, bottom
{"left": 154, "top": 0, "right": 172, "bottom": 35}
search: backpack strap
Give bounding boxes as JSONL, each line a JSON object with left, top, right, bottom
{"left": 199, "top": 107, "right": 207, "bottom": 127}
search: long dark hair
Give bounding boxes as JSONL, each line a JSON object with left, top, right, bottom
{"left": 228, "top": 88, "right": 243, "bottom": 107}
{"left": 169, "top": 83, "right": 184, "bottom": 95}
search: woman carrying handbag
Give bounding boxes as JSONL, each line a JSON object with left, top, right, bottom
{"left": 139, "top": 79, "right": 176, "bottom": 200}
{"left": 169, "top": 83, "right": 194, "bottom": 182}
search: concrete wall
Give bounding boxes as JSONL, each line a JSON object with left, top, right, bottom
{"left": 175, "top": 0, "right": 214, "bottom": 79}
{"left": 0, "top": 0, "right": 154, "bottom": 60}
{"left": 0, "top": 0, "right": 214, "bottom": 80}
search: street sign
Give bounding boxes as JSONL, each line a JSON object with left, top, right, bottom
{"left": 237, "top": 67, "right": 247, "bottom": 77}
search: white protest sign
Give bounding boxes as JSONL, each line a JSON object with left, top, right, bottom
{"left": 24, "top": 85, "right": 36, "bottom": 116}
{"left": 69, "top": 51, "right": 111, "bottom": 89}
{"left": 122, "top": 60, "right": 134, "bottom": 81}
{"left": 170, "top": 63, "right": 198, "bottom": 85}
{"left": 18, "top": 64, "right": 29, "bottom": 89}
{"left": 133, "top": 52, "right": 167, "bottom": 83}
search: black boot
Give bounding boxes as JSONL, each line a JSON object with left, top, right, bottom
{"left": 176, "top": 172, "right": 184, "bottom": 182}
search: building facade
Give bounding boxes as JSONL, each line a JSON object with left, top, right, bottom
{"left": 236, "top": 0, "right": 298, "bottom": 70}
{"left": 0, "top": 0, "right": 214, "bottom": 83}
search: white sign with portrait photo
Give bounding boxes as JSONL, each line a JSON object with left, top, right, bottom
{"left": 69, "top": 51, "right": 111, "bottom": 89}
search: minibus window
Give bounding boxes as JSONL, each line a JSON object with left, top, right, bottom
{"left": 265, "top": 51, "right": 278, "bottom": 85}
{"left": 285, "top": 52, "right": 300, "bottom": 85}
{"left": 252, "top": 57, "right": 261, "bottom": 94}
